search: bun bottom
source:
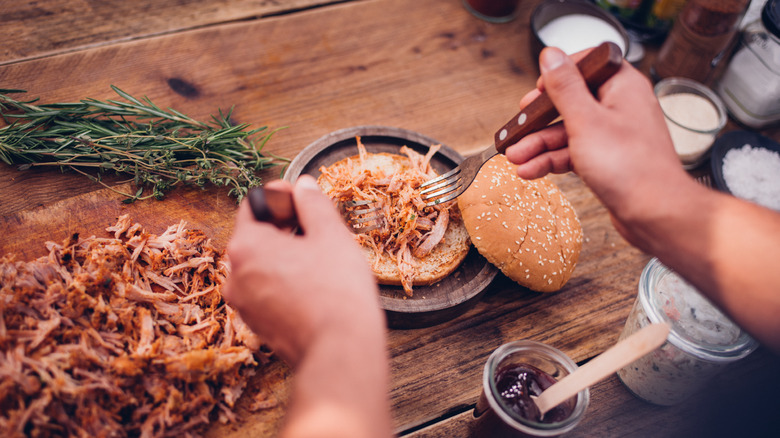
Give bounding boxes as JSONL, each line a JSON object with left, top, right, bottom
{"left": 367, "top": 217, "right": 471, "bottom": 287}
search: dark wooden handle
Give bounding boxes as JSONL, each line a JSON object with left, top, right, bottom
{"left": 493, "top": 41, "right": 623, "bottom": 154}
{"left": 248, "top": 186, "right": 298, "bottom": 229}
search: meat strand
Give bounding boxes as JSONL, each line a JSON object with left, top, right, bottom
{"left": 0, "top": 215, "right": 274, "bottom": 437}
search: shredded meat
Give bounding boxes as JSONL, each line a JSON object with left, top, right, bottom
{"left": 318, "top": 137, "right": 458, "bottom": 296}
{"left": 0, "top": 215, "right": 274, "bottom": 437}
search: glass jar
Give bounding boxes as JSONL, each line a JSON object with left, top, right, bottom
{"left": 462, "top": 0, "right": 521, "bottom": 23}
{"left": 654, "top": 78, "right": 727, "bottom": 169}
{"left": 617, "top": 258, "right": 758, "bottom": 406}
{"left": 652, "top": 0, "right": 751, "bottom": 84}
{"left": 718, "top": 0, "right": 780, "bottom": 128}
{"left": 472, "top": 340, "right": 589, "bottom": 437}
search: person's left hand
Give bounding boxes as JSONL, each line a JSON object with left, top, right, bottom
{"left": 223, "top": 176, "right": 384, "bottom": 367}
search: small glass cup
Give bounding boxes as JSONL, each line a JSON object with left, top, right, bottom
{"left": 617, "top": 258, "right": 758, "bottom": 406}
{"left": 655, "top": 77, "right": 727, "bottom": 169}
{"left": 472, "top": 340, "right": 589, "bottom": 437}
{"left": 462, "top": 0, "right": 521, "bottom": 23}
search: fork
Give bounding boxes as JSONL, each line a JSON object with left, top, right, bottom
{"left": 247, "top": 186, "right": 383, "bottom": 234}
{"left": 420, "top": 41, "right": 624, "bottom": 207}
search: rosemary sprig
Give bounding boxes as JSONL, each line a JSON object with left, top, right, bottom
{"left": 0, "top": 86, "right": 288, "bottom": 203}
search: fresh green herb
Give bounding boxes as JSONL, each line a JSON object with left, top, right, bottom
{"left": 0, "top": 86, "right": 288, "bottom": 203}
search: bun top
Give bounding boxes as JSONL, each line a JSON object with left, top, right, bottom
{"left": 457, "top": 155, "right": 582, "bottom": 292}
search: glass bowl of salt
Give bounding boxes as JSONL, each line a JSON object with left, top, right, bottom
{"left": 655, "top": 78, "right": 727, "bottom": 169}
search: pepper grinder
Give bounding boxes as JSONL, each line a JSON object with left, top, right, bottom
{"left": 651, "top": 0, "right": 751, "bottom": 85}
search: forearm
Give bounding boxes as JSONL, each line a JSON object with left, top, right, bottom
{"left": 281, "top": 314, "right": 393, "bottom": 438}
{"left": 617, "top": 178, "right": 780, "bottom": 352}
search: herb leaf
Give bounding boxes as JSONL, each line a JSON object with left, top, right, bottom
{"left": 0, "top": 86, "right": 288, "bottom": 203}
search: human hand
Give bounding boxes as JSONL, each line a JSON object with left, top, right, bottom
{"left": 504, "top": 47, "right": 692, "bottom": 231}
{"left": 223, "top": 175, "right": 384, "bottom": 367}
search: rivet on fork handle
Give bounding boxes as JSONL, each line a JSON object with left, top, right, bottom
{"left": 493, "top": 41, "right": 624, "bottom": 154}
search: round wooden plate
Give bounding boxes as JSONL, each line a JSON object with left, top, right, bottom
{"left": 284, "top": 126, "right": 498, "bottom": 329}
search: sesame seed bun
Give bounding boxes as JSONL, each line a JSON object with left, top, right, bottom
{"left": 457, "top": 155, "right": 582, "bottom": 292}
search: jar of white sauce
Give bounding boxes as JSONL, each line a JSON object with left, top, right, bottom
{"left": 655, "top": 78, "right": 727, "bottom": 169}
{"left": 617, "top": 258, "right": 758, "bottom": 406}
{"left": 537, "top": 13, "right": 628, "bottom": 56}
{"left": 718, "top": 0, "right": 780, "bottom": 128}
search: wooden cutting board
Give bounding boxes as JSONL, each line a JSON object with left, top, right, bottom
{"left": 0, "top": 181, "right": 297, "bottom": 437}
{"left": 0, "top": 183, "right": 239, "bottom": 261}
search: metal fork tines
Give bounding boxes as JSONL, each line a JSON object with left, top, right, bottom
{"left": 338, "top": 199, "right": 384, "bottom": 234}
{"left": 419, "top": 41, "right": 624, "bottom": 208}
{"left": 419, "top": 145, "right": 498, "bottom": 207}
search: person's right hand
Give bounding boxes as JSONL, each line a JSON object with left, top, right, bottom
{"left": 504, "top": 47, "right": 694, "bottom": 242}
{"left": 504, "top": 48, "right": 780, "bottom": 353}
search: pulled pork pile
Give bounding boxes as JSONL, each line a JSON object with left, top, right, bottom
{"left": 0, "top": 215, "right": 270, "bottom": 437}
{"left": 318, "top": 138, "right": 459, "bottom": 295}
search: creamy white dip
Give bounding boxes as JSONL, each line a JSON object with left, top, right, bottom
{"left": 617, "top": 259, "right": 756, "bottom": 405}
{"left": 537, "top": 14, "right": 627, "bottom": 56}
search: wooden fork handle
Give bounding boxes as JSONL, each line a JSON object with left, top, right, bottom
{"left": 493, "top": 41, "right": 624, "bottom": 154}
{"left": 248, "top": 186, "right": 298, "bottom": 229}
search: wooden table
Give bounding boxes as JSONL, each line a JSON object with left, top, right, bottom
{"left": 2, "top": 0, "right": 779, "bottom": 436}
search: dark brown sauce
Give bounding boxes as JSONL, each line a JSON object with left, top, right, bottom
{"left": 495, "top": 363, "right": 575, "bottom": 423}
{"left": 463, "top": 0, "right": 518, "bottom": 18}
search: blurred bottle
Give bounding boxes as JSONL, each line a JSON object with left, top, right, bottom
{"left": 651, "top": 0, "right": 751, "bottom": 85}
{"left": 596, "top": 0, "right": 687, "bottom": 42}
{"left": 717, "top": 0, "right": 780, "bottom": 128}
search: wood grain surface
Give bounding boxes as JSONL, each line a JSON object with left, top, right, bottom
{"left": 3, "top": 0, "right": 780, "bottom": 436}
{"left": 0, "top": 0, "right": 336, "bottom": 65}
{"left": 1, "top": 0, "right": 539, "bottom": 215}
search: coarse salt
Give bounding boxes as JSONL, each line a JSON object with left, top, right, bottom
{"left": 722, "top": 144, "right": 780, "bottom": 211}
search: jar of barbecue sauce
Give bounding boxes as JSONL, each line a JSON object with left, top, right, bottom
{"left": 651, "top": 0, "right": 751, "bottom": 85}
{"left": 462, "top": 0, "right": 521, "bottom": 23}
{"left": 471, "top": 340, "right": 589, "bottom": 437}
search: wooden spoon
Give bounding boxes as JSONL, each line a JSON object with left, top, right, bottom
{"left": 533, "top": 322, "right": 670, "bottom": 418}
